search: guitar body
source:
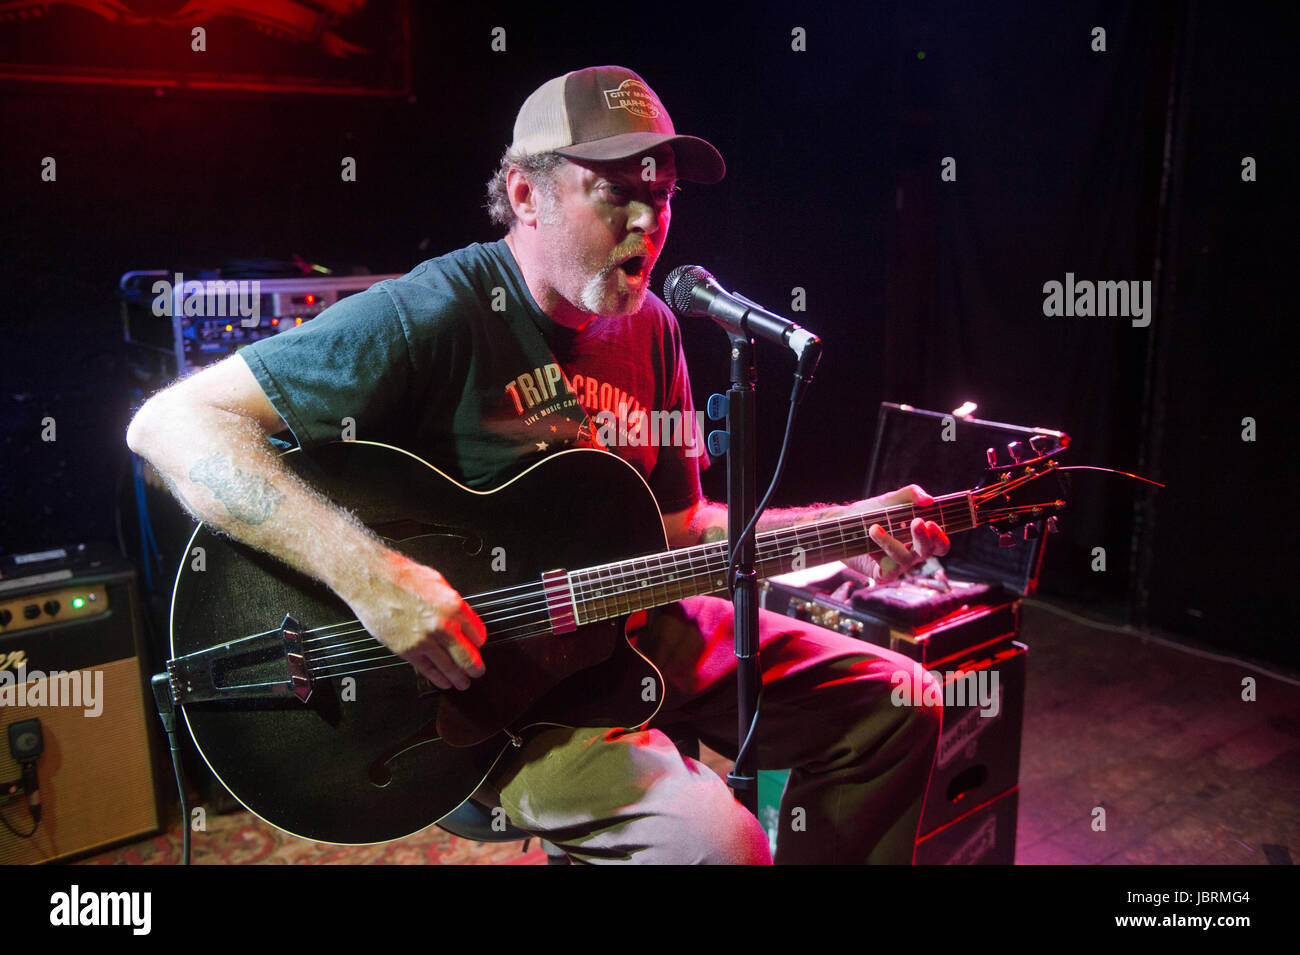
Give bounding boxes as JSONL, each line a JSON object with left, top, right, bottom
{"left": 170, "top": 443, "right": 670, "bottom": 845}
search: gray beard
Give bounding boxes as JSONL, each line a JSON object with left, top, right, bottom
{"left": 578, "top": 266, "right": 646, "bottom": 317}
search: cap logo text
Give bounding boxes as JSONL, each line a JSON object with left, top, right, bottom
{"left": 603, "top": 79, "right": 661, "bottom": 119}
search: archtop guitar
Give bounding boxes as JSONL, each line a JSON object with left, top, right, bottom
{"left": 166, "top": 438, "right": 1068, "bottom": 844}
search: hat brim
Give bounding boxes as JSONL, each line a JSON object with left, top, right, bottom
{"left": 555, "top": 132, "right": 725, "bottom": 184}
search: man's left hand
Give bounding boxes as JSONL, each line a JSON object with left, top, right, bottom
{"left": 836, "top": 485, "right": 951, "bottom": 583}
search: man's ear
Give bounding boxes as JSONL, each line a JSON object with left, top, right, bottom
{"left": 506, "top": 165, "right": 544, "bottom": 228}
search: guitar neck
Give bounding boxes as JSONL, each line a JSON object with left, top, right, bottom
{"left": 563, "top": 490, "right": 978, "bottom": 626}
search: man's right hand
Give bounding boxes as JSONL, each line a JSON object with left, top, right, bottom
{"left": 345, "top": 552, "right": 487, "bottom": 691}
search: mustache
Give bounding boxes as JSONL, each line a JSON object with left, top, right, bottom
{"left": 611, "top": 243, "right": 655, "bottom": 266}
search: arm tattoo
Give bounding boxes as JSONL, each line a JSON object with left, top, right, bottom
{"left": 700, "top": 525, "right": 726, "bottom": 543}
{"left": 189, "top": 453, "right": 286, "bottom": 525}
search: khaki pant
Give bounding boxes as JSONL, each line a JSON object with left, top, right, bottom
{"left": 483, "top": 596, "right": 943, "bottom": 864}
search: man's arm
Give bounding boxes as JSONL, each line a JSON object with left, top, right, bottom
{"left": 125, "top": 355, "right": 485, "bottom": 691}
{"left": 662, "top": 486, "right": 950, "bottom": 581}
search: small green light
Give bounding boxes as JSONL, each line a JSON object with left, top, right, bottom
{"left": 917, "top": 51, "right": 926, "bottom": 60}
{"left": 72, "top": 597, "right": 84, "bottom": 609}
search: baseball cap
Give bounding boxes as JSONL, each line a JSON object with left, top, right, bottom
{"left": 511, "top": 66, "right": 725, "bottom": 184}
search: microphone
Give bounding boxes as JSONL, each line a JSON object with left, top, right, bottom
{"left": 8, "top": 718, "right": 43, "bottom": 825}
{"left": 663, "top": 265, "right": 822, "bottom": 378}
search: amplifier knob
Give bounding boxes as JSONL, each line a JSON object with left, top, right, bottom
{"left": 0, "top": 608, "right": 11, "bottom": 626}
{"left": 44, "top": 599, "right": 61, "bottom": 616}
{"left": 23, "top": 603, "right": 41, "bottom": 620}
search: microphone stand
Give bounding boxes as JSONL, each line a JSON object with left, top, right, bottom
{"left": 668, "top": 265, "right": 821, "bottom": 824}
{"left": 714, "top": 332, "right": 760, "bottom": 817}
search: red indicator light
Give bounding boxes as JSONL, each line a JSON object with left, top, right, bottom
{"left": 271, "top": 318, "right": 279, "bottom": 326}
{"left": 305, "top": 294, "right": 316, "bottom": 305}
{"left": 295, "top": 317, "right": 303, "bottom": 325}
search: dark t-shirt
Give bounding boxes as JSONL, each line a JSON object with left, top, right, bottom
{"left": 238, "top": 239, "right": 705, "bottom": 515}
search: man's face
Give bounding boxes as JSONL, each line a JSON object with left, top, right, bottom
{"left": 532, "top": 147, "right": 678, "bottom": 319}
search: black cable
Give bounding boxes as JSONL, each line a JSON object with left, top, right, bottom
{"left": 726, "top": 375, "right": 809, "bottom": 775}
{"left": 151, "top": 673, "right": 192, "bottom": 865}
{"left": 0, "top": 795, "right": 38, "bottom": 838}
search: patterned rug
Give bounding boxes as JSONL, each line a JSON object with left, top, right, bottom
{"left": 75, "top": 808, "right": 550, "bottom": 865}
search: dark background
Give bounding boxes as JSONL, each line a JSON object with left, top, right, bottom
{"left": 1, "top": 1, "right": 1293, "bottom": 666}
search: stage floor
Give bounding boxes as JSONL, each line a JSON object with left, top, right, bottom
{"left": 71, "top": 602, "right": 1300, "bottom": 865}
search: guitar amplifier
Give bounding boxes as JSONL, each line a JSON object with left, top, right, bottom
{"left": 914, "top": 788, "right": 1019, "bottom": 865}
{"left": 760, "top": 570, "right": 1028, "bottom": 850}
{"left": 756, "top": 403, "right": 1063, "bottom": 864}
{"left": 0, "top": 544, "right": 162, "bottom": 864}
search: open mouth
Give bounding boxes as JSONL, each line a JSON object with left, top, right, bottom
{"left": 617, "top": 255, "right": 647, "bottom": 279}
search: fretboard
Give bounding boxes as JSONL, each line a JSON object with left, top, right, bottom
{"left": 563, "top": 490, "right": 976, "bottom": 625}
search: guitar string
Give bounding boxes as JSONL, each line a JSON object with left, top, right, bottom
{"left": 313, "top": 499, "right": 1020, "bottom": 643}
{"left": 298, "top": 525, "right": 904, "bottom": 666}
{"left": 301, "top": 506, "right": 1013, "bottom": 660}
{"left": 201, "top": 487, "right": 1028, "bottom": 648}
{"left": 293, "top": 516, "right": 882, "bottom": 646}
{"left": 211, "top": 502, "right": 1038, "bottom": 684}
{"left": 213, "top": 501, "right": 1040, "bottom": 686}
{"left": 226, "top": 496, "right": 978, "bottom": 647}
{"left": 294, "top": 508, "right": 1040, "bottom": 678}
{"left": 307, "top": 521, "right": 912, "bottom": 647}
{"left": 306, "top": 498, "right": 972, "bottom": 639}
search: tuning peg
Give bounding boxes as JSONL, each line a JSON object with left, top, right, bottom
{"left": 1030, "top": 434, "right": 1053, "bottom": 454}
{"left": 998, "top": 532, "right": 1016, "bottom": 548}
{"left": 1046, "top": 516, "right": 1059, "bottom": 534}
{"left": 986, "top": 447, "right": 997, "bottom": 468}
{"left": 1007, "top": 441, "right": 1026, "bottom": 463}
{"left": 1024, "top": 523, "right": 1039, "bottom": 541}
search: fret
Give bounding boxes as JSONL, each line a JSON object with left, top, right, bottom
{"left": 710, "top": 542, "right": 728, "bottom": 594}
{"left": 602, "top": 562, "right": 616, "bottom": 619}
{"left": 630, "top": 556, "right": 643, "bottom": 614}
{"left": 586, "top": 565, "right": 598, "bottom": 621}
{"left": 603, "top": 561, "right": 618, "bottom": 621}
{"left": 616, "top": 559, "right": 630, "bottom": 616}
{"left": 628, "top": 556, "right": 641, "bottom": 613}
{"left": 570, "top": 569, "right": 586, "bottom": 625}
{"left": 599, "top": 561, "right": 615, "bottom": 619}
{"left": 640, "top": 555, "right": 653, "bottom": 610}
{"left": 620, "top": 558, "right": 633, "bottom": 616}
{"left": 638, "top": 555, "right": 654, "bottom": 612}
{"left": 585, "top": 566, "right": 603, "bottom": 622}
{"left": 572, "top": 568, "right": 586, "bottom": 621}
{"left": 591, "top": 568, "right": 604, "bottom": 620}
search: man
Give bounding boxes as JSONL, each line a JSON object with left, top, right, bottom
{"left": 127, "top": 65, "right": 948, "bottom": 864}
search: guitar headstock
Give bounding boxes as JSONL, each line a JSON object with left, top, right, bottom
{"left": 973, "top": 431, "right": 1070, "bottom": 544}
